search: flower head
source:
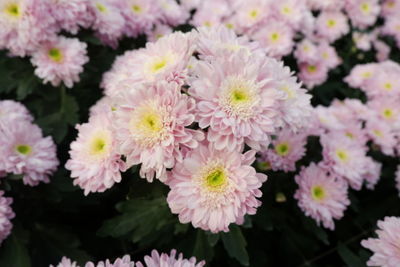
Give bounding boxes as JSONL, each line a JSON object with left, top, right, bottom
{"left": 0, "top": 191, "right": 14, "bottom": 245}
{"left": 136, "top": 250, "right": 205, "bottom": 267}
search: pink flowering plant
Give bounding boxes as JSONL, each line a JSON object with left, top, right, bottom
{"left": 1, "top": 0, "right": 400, "bottom": 266}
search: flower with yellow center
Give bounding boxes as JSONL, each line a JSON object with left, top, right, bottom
{"left": 383, "top": 82, "right": 394, "bottom": 91}
{"left": 281, "top": 6, "right": 292, "bottom": 15}
{"left": 362, "top": 71, "right": 372, "bottom": 78}
{"left": 270, "top": 32, "right": 280, "bottom": 43}
{"left": 336, "top": 149, "right": 349, "bottom": 162}
{"left": 372, "top": 130, "right": 383, "bottom": 138}
{"left": 132, "top": 4, "right": 142, "bottom": 14}
{"left": 3, "top": 2, "right": 20, "bottom": 17}
{"left": 16, "top": 144, "right": 32, "bottom": 155}
{"left": 360, "top": 2, "right": 371, "bottom": 14}
{"left": 144, "top": 53, "right": 176, "bottom": 78}
{"left": 202, "top": 166, "right": 228, "bottom": 193}
{"left": 326, "top": 19, "right": 336, "bottom": 28}
{"left": 248, "top": 9, "right": 259, "bottom": 19}
{"left": 129, "top": 100, "right": 169, "bottom": 147}
{"left": 307, "top": 65, "right": 317, "bottom": 73}
{"left": 96, "top": 2, "right": 107, "bottom": 12}
{"left": 382, "top": 108, "right": 393, "bottom": 119}
{"left": 87, "top": 130, "right": 112, "bottom": 159}
{"left": 311, "top": 185, "right": 326, "bottom": 201}
{"left": 219, "top": 76, "right": 259, "bottom": 119}
{"left": 48, "top": 48, "right": 63, "bottom": 63}
{"left": 280, "top": 85, "right": 296, "bottom": 99}
{"left": 275, "top": 142, "right": 290, "bottom": 156}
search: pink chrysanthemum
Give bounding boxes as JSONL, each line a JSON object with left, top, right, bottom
{"left": 361, "top": 216, "right": 400, "bottom": 267}
{"left": 362, "top": 157, "right": 381, "bottom": 190}
{"left": 136, "top": 250, "right": 205, "bottom": 267}
{"left": 320, "top": 134, "right": 368, "bottom": 190}
{"left": 31, "top": 36, "right": 88, "bottom": 88}
{"left": 0, "top": 99, "right": 32, "bottom": 124}
{"left": 0, "top": 121, "right": 58, "bottom": 186}
{"left": 344, "top": 63, "right": 377, "bottom": 89}
{"left": 0, "top": 190, "right": 14, "bottom": 245}
{"left": 49, "top": 0, "right": 90, "bottom": 34}
{"left": 189, "top": 49, "right": 287, "bottom": 151}
{"left": 0, "top": 0, "right": 57, "bottom": 56}
{"left": 158, "top": 0, "right": 190, "bottom": 26}
{"left": 250, "top": 19, "right": 294, "bottom": 58}
{"left": 345, "top": 0, "right": 380, "bottom": 29}
{"left": 294, "top": 163, "right": 350, "bottom": 230}
{"left": 298, "top": 61, "right": 329, "bottom": 88}
{"left": 367, "top": 97, "right": 400, "bottom": 130}
{"left": 87, "top": 0, "right": 125, "bottom": 47}
{"left": 271, "top": 0, "right": 308, "bottom": 30}
{"left": 147, "top": 23, "right": 172, "bottom": 43}
{"left": 113, "top": 82, "right": 203, "bottom": 182}
{"left": 318, "top": 42, "right": 342, "bottom": 69}
{"left": 166, "top": 142, "right": 267, "bottom": 233}
{"left": 259, "top": 130, "right": 307, "bottom": 172}
{"left": 366, "top": 118, "right": 396, "bottom": 156}
{"left": 50, "top": 257, "right": 79, "bottom": 267}
{"left": 66, "top": 113, "right": 126, "bottom": 195}
{"left": 315, "top": 11, "right": 349, "bottom": 43}
{"left": 85, "top": 255, "right": 135, "bottom": 267}
{"left": 294, "top": 39, "right": 319, "bottom": 63}
{"left": 231, "top": 0, "right": 270, "bottom": 33}
{"left": 352, "top": 32, "right": 373, "bottom": 51}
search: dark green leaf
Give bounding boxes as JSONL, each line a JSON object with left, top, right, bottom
{"left": 221, "top": 225, "right": 249, "bottom": 266}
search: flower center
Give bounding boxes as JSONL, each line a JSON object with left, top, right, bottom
{"left": 311, "top": 186, "right": 326, "bottom": 201}
{"left": 383, "top": 108, "right": 393, "bottom": 119}
{"left": 281, "top": 6, "right": 292, "bottom": 15}
{"left": 383, "top": 82, "right": 393, "bottom": 91}
{"left": 345, "top": 132, "right": 354, "bottom": 139}
{"left": 200, "top": 164, "right": 229, "bottom": 193}
{"left": 326, "top": 19, "right": 336, "bottom": 28}
{"left": 280, "top": 85, "right": 296, "bottom": 99}
{"left": 270, "top": 32, "right": 280, "bottom": 43}
{"left": 360, "top": 2, "right": 370, "bottom": 14}
{"left": 48, "top": 48, "right": 63, "bottom": 63}
{"left": 219, "top": 76, "right": 259, "bottom": 120}
{"left": 96, "top": 2, "right": 107, "bottom": 12}
{"left": 145, "top": 53, "right": 175, "bottom": 77}
{"left": 275, "top": 142, "right": 290, "bottom": 156}
{"left": 307, "top": 65, "right": 317, "bottom": 73}
{"left": 373, "top": 129, "right": 383, "bottom": 137}
{"left": 248, "top": 9, "right": 259, "bottom": 19}
{"left": 16, "top": 144, "right": 31, "bottom": 155}
{"left": 336, "top": 149, "right": 349, "bottom": 162}
{"left": 132, "top": 4, "right": 142, "bottom": 13}
{"left": 4, "top": 2, "right": 19, "bottom": 17}
{"left": 206, "top": 169, "right": 226, "bottom": 189}
{"left": 88, "top": 131, "right": 111, "bottom": 158}
{"left": 130, "top": 102, "right": 169, "bottom": 147}
{"left": 362, "top": 71, "right": 372, "bottom": 78}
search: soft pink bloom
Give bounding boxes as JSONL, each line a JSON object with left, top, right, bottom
{"left": 66, "top": 113, "right": 126, "bottom": 195}
{"left": 31, "top": 36, "right": 89, "bottom": 88}
{"left": 344, "top": 63, "right": 377, "bottom": 89}
{"left": 50, "top": 257, "right": 79, "bottom": 267}
{"left": 367, "top": 97, "right": 400, "bottom": 130}
{"left": 158, "top": 0, "right": 190, "bottom": 26}
{"left": 294, "top": 39, "right": 319, "bottom": 63}
{"left": 0, "top": 191, "right": 14, "bottom": 245}
{"left": 373, "top": 40, "right": 391, "bottom": 62}
{"left": 352, "top": 32, "right": 373, "bottom": 51}
{"left": 167, "top": 142, "right": 266, "bottom": 233}
{"left": 250, "top": 19, "right": 294, "bottom": 58}
{"left": 136, "top": 250, "right": 205, "bottom": 267}
{"left": 318, "top": 42, "right": 342, "bottom": 69}
{"left": 190, "top": 1, "right": 229, "bottom": 29}
{"left": 0, "top": 121, "right": 58, "bottom": 186}
{"left": 89, "top": 96, "right": 116, "bottom": 117}
{"left": 85, "top": 255, "right": 135, "bottom": 267}
{"left": 307, "top": 0, "right": 345, "bottom": 11}
{"left": 113, "top": 82, "right": 203, "bottom": 182}
{"left": 0, "top": 99, "right": 32, "bottom": 124}
{"left": 382, "top": 16, "right": 400, "bottom": 48}
{"left": 294, "top": 163, "right": 350, "bottom": 230}
{"left": 259, "top": 130, "right": 307, "bottom": 172}
{"left": 49, "top": 0, "right": 90, "bottom": 34}
{"left": 316, "top": 11, "right": 349, "bottom": 43}
{"left": 298, "top": 61, "right": 329, "bottom": 88}
{"left": 189, "top": 49, "right": 286, "bottom": 151}
{"left": 87, "top": 0, "right": 125, "bottom": 47}
{"left": 270, "top": 0, "right": 308, "bottom": 30}
{"left": 361, "top": 217, "right": 400, "bottom": 267}
{"left": 147, "top": 23, "right": 172, "bottom": 43}
{"left": 345, "top": 0, "right": 380, "bottom": 29}
{"left": 231, "top": 0, "right": 270, "bottom": 33}
{"left": 362, "top": 157, "right": 381, "bottom": 190}
{"left": 0, "top": 0, "right": 57, "bottom": 56}
{"left": 366, "top": 118, "right": 396, "bottom": 156}
{"left": 320, "top": 133, "right": 369, "bottom": 190}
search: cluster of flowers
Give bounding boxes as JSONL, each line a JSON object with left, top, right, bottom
{"left": 65, "top": 26, "right": 313, "bottom": 233}
{"left": 187, "top": 0, "right": 400, "bottom": 89}
{"left": 0, "top": 100, "right": 58, "bottom": 244}
{"left": 52, "top": 249, "right": 205, "bottom": 267}
{"left": 0, "top": 0, "right": 190, "bottom": 88}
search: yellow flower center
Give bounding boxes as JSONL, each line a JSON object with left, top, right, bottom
{"left": 281, "top": 6, "right": 292, "bottom": 15}
{"left": 151, "top": 60, "right": 167, "bottom": 73}
{"left": 362, "top": 71, "right": 372, "bottom": 78}
{"left": 96, "top": 3, "right": 107, "bottom": 12}
{"left": 373, "top": 129, "right": 383, "bottom": 137}
{"left": 311, "top": 186, "right": 326, "bottom": 201}
{"left": 88, "top": 131, "right": 111, "bottom": 158}
{"left": 16, "top": 144, "right": 31, "bottom": 155}
{"left": 204, "top": 21, "right": 212, "bottom": 27}
{"left": 145, "top": 53, "right": 175, "bottom": 77}
{"left": 48, "top": 48, "right": 63, "bottom": 63}
{"left": 270, "top": 32, "right": 280, "bottom": 43}
{"left": 225, "top": 23, "right": 234, "bottom": 29}
{"left": 383, "top": 82, "right": 393, "bottom": 91}
{"left": 257, "top": 161, "right": 271, "bottom": 171}
{"left": 383, "top": 108, "right": 393, "bottom": 119}
{"left": 249, "top": 9, "right": 259, "bottom": 19}
{"left": 336, "top": 149, "right": 349, "bottom": 162}
{"left": 206, "top": 168, "right": 226, "bottom": 189}
{"left": 4, "top": 2, "right": 20, "bottom": 17}
{"left": 275, "top": 142, "right": 290, "bottom": 156}
{"left": 307, "top": 65, "right": 317, "bottom": 73}
{"left": 132, "top": 4, "right": 142, "bottom": 13}
{"left": 360, "top": 2, "right": 370, "bottom": 13}
{"left": 326, "top": 19, "right": 336, "bottom": 28}
{"left": 345, "top": 132, "right": 354, "bottom": 139}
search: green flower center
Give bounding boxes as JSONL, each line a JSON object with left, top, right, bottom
{"left": 311, "top": 186, "right": 326, "bottom": 201}
{"left": 275, "top": 142, "right": 290, "bottom": 156}
{"left": 16, "top": 144, "right": 31, "bottom": 155}
{"left": 48, "top": 48, "right": 63, "bottom": 63}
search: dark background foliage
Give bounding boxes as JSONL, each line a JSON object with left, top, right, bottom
{"left": 0, "top": 29, "right": 399, "bottom": 267}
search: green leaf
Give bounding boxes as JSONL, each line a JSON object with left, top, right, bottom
{"left": 61, "top": 93, "right": 79, "bottom": 126}
{"left": 221, "top": 225, "right": 249, "bottom": 266}
{"left": 337, "top": 243, "right": 364, "bottom": 267}
{"left": 0, "top": 233, "right": 31, "bottom": 267}
{"left": 16, "top": 75, "right": 39, "bottom": 100}
{"left": 206, "top": 232, "right": 220, "bottom": 247}
{"left": 192, "top": 231, "right": 214, "bottom": 262}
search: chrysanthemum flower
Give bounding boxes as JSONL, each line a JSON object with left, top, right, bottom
{"left": 345, "top": 0, "right": 380, "bottom": 29}
{"left": 362, "top": 157, "right": 381, "bottom": 190}
{"left": 318, "top": 42, "right": 342, "bottom": 69}
{"left": 189, "top": 49, "right": 287, "bottom": 151}
{"left": 0, "top": 99, "right": 32, "bottom": 124}
{"left": 250, "top": 19, "right": 294, "bottom": 58}
{"left": 366, "top": 118, "right": 396, "bottom": 156}
{"left": 260, "top": 130, "right": 307, "bottom": 172}
{"left": 31, "top": 36, "right": 89, "bottom": 88}
{"left": 113, "top": 82, "right": 203, "bottom": 182}
{"left": 167, "top": 142, "right": 267, "bottom": 233}
{"left": 87, "top": 0, "right": 125, "bottom": 47}
{"left": 0, "top": 121, "right": 58, "bottom": 186}
{"left": 136, "top": 250, "right": 205, "bottom": 267}
{"left": 298, "top": 61, "right": 329, "bottom": 88}
{"left": 0, "top": 190, "right": 14, "bottom": 245}
{"left": 231, "top": 0, "right": 269, "bottom": 33}
{"left": 344, "top": 63, "right": 377, "bottom": 89}
{"left": 320, "top": 134, "right": 368, "bottom": 190}
{"left": 361, "top": 216, "right": 400, "bottom": 267}
{"left": 158, "top": 0, "right": 190, "bottom": 26}
{"left": 49, "top": 0, "right": 90, "bottom": 34}
{"left": 147, "top": 23, "right": 172, "bottom": 43}
{"left": 190, "top": 1, "right": 228, "bottom": 29}
{"left": 294, "top": 163, "right": 350, "bottom": 230}
{"left": 66, "top": 113, "right": 126, "bottom": 195}
{"left": 0, "top": 0, "right": 57, "bottom": 56}
{"left": 294, "top": 39, "right": 319, "bottom": 63}
{"left": 352, "top": 32, "right": 373, "bottom": 51}
{"left": 315, "top": 11, "right": 349, "bottom": 43}
{"left": 373, "top": 40, "right": 391, "bottom": 62}
{"left": 271, "top": 0, "right": 307, "bottom": 29}
{"left": 367, "top": 97, "right": 400, "bottom": 130}
{"left": 85, "top": 255, "right": 135, "bottom": 267}
{"left": 50, "top": 257, "right": 79, "bottom": 267}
